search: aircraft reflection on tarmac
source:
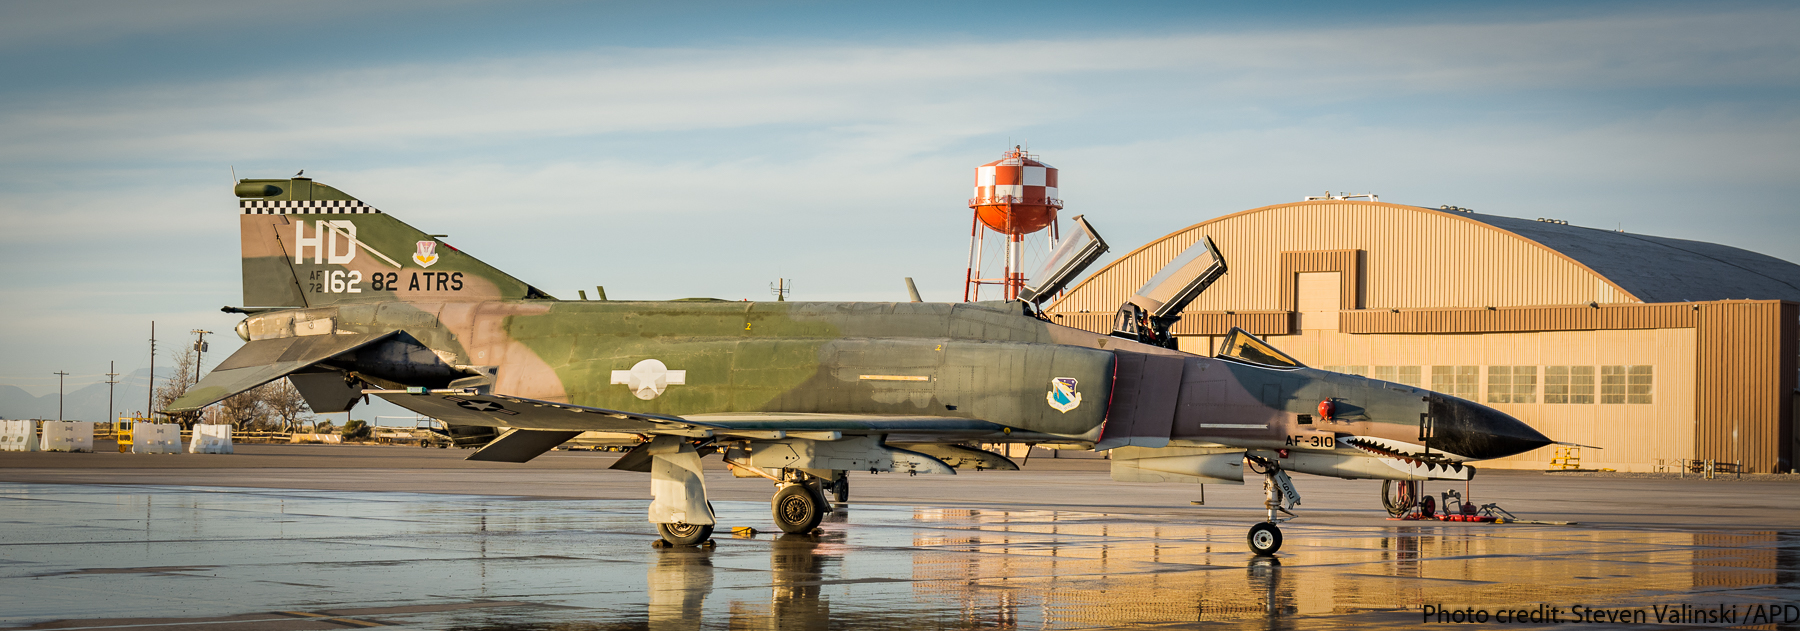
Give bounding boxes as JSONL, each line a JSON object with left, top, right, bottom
{"left": 626, "top": 513, "right": 1800, "bottom": 630}
{"left": 638, "top": 534, "right": 1301, "bottom": 631}
{"left": 9, "top": 484, "right": 1799, "bottom": 631}
{"left": 643, "top": 534, "right": 842, "bottom": 631}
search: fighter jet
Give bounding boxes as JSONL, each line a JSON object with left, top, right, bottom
{"left": 170, "top": 176, "right": 1553, "bottom": 553}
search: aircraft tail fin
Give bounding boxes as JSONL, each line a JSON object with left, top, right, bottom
{"left": 236, "top": 177, "right": 552, "bottom": 308}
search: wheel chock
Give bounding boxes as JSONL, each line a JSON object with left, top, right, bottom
{"left": 731, "top": 526, "right": 758, "bottom": 538}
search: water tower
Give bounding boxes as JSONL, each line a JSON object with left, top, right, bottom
{"left": 963, "top": 146, "right": 1063, "bottom": 301}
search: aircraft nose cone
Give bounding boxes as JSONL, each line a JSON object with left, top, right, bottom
{"left": 1427, "top": 396, "right": 1553, "bottom": 460}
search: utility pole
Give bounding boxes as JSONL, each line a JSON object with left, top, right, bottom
{"left": 147, "top": 322, "right": 156, "bottom": 420}
{"left": 106, "top": 362, "right": 119, "bottom": 427}
{"left": 190, "top": 330, "right": 213, "bottom": 386}
{"left": 54, "top": 371, "right": 69, "bottom": 420}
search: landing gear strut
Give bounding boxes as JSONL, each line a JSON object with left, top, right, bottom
{"left": 1246, "top": 455, "right": 1300, "bottom": 556}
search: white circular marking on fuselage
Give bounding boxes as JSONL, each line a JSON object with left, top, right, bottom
{"left": 610, "top": 359, "right": 688, "bottom": 400}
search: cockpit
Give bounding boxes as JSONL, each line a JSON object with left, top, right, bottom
{"left": 1215, "top": 327, "right": 1305, "bottom": 369}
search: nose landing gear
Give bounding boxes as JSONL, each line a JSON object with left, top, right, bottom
{"left": 1246, "top": 455, "right": 1301, "bottom": 556}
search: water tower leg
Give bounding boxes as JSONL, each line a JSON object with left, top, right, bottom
{"left": 964, "top": 213, "right": 981, "bottom": 302}
{"left": 1006, "top": 233, "right": 1024, "bottom": 301}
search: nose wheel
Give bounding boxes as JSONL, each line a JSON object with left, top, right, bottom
{"left": 1248, "top": 522, "right": 1282, "bottom": 556}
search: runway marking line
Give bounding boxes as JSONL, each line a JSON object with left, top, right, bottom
{"left": 9, "top": 613, "right": 385, "bottom": 630}
{"left": 278, "top": 611, "right": 386, "bottom": 627}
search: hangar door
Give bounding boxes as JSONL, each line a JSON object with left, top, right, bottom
{"left": 1295, "top": 272, "right": 1340, "bottom": 330}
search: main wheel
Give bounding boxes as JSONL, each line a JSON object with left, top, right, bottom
{"left": 657, "top": 522, "right": 713, "bottom": 546}
{"left": 1382, "top": 480, "right": 1418, "bottom": 517}
{"left": 773, "top": 484, "right": 825, "bottom": 534}
{"left": 1248, "top": 522, "right": 1283, "bottom": 556}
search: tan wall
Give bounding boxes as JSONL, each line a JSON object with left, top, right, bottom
{"left": 1183, "top": 327, "right": 1697, "bottom": 472}
{"left": 1694, "top": 301, "right": 1798, "bottom": 472}
{"left": 1048, "top": 199, "right": 1798, "bottom": 473}
{"left": 1046, "top": 201, "right": 1635, "bottom": 316}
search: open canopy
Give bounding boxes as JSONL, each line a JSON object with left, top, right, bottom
{"left": 1215, "top": 327, "right": 1305, "bottom": 369}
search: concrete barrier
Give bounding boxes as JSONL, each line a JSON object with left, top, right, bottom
{"left": 0, "top": 420, "right": 38, "bottom": 452}
{"left": 188, "top": 424, "right": 235, "bottom": 454}
{"left": 133, "top": 424, "right": 183, "bottom": 454}
{"left": 289, "top": 433, "right": 342, "bottom": 444}
{"left": 39, "top": 421, "right": 94, "bottom": 452}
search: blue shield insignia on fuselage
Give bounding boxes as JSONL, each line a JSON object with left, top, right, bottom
{"left": 1046, "top": 377, "right": 1082, "bottom": 413}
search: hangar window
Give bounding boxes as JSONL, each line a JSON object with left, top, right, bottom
{"left": 1602, "top": 365, "right": 1653, "bottom": 404}
{"left": 1375, "top": 366, "right": 1422, "bottom": 387}
{"left": 1431, "top": 366, "right": 1478, "bottom": 399}
{"left": 1324, "top": 365, "right": 1368, "bottom": 377}
{"left": 1545, "top": 366, "right": 1595, "bottom": 404}
{"left": 1487, "top": 366, "right": 1538, "bottom": 404}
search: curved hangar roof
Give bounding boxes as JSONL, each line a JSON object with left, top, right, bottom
{"left": 1456, "top": 212, "right": 1800, "bottom": 304}
{"left": 1048, "top": 200, "right": 1800, "bottom": 315}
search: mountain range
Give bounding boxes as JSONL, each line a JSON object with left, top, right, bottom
{"left": 0, "top": 368, "right": 156, "bottom": 422}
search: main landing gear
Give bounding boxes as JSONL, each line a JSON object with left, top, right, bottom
{"left": 658, "top": 521, "right": 713, "bottom": 547}
{"left": 1245, "top": 455, "right": 1301, "bottom": 556}
{"left": 771, "top": 470, "right": 833, "bottom": 534}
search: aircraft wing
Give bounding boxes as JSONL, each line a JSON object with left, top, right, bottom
{"left": 165, "top": 332, "right": 397, "bottom": 413}
{"left": 374, "top": 392, "right": 1017, "bottom": 463}
{"left": 372, "top": 391, "right": 711, "bottom": 434}
{"left": 682, "top": 412, "right": 1010, "bottom": 438}
{"left": 375, "top": 392, "right": 1007, "bottom": 437}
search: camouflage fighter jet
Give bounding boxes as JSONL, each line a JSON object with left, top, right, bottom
{"left": 169, "top": 177, "right": 1554, "bottom": 553}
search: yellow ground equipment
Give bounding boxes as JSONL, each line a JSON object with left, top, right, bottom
{"left": 1548, "top": 446, "right": 1581, "bottom": 470}
{"left": 114, "top": 417, "right": 150, "bottom": 453}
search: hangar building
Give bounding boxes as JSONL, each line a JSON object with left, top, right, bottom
{"left": 1044, "top": 198, "right": 1800, "bottom": 473}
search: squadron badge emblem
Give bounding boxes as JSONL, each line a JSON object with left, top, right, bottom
{"left": 413, "top": 241, "right": 440, "bottom": 268}
{"left": 1046, "top": 377, "right": 1082, "bottom": 413}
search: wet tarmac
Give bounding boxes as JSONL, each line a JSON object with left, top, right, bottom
{"left": 4, "top": 478, "right": 1799, "bottom": 630}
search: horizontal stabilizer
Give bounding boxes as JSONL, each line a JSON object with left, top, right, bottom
{"left": 465, "top": 428, "right": 584, "bottom": 463}
{"left": 164, "top": 332, "right": 394, "bottom": 413}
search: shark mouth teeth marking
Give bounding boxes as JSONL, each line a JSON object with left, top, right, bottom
{"left": 1343, "top": 436, "right": 1472, "bottom": 479}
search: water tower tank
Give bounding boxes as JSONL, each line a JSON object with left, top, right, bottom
{"left": 970, "top": 147, "right": 1062, "bottom": 235}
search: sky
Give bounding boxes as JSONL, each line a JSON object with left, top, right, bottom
{"left": 1, "top": 0, "right": 1797, "bottom": 402}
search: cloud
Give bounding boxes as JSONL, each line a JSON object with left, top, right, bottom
{"left": 0, "top": 0, "right": 468, "bottom": 51}
{"left": 2, "top": 6, "right": 1795, "bottom": 167}
{"left": 2, "top": 4, "right": 1798, "bottom": 376}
